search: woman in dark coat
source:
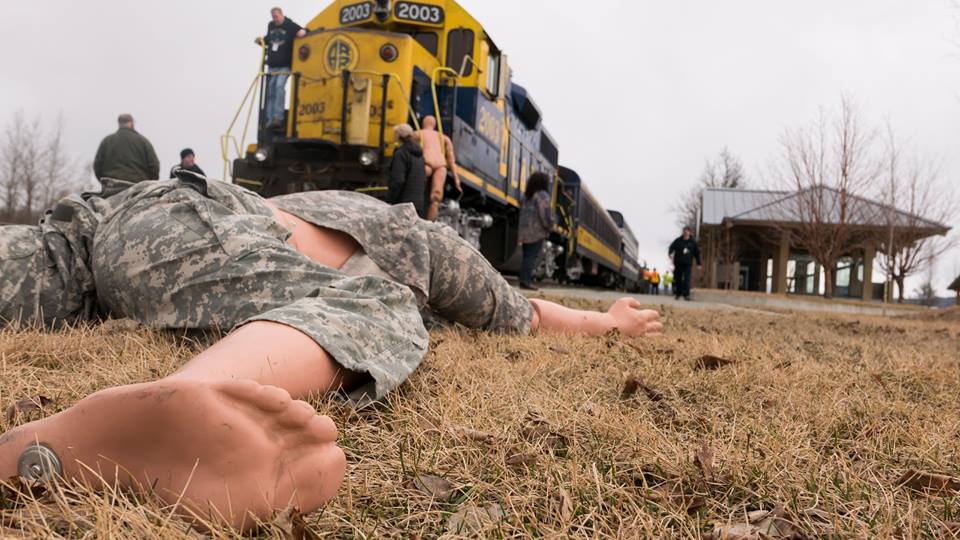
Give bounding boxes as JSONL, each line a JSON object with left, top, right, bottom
{"left": 386, "top": 124, "right": 429, "bottom": 218}
{"left": 517, "top": 172, "right": 555, "bottom": 290}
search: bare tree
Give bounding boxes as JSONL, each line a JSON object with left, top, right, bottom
{"left": 774, "top": 98, "right": 879, "bottom": 298}
{"left": 675, "top": 147, "right": 746, "bottom": 232}
{"left": 876, "top": 128, "right": 957, "bottom": 302}
{"left": 0, "top": 111, "right": 86, "bottom": 224}
{"left": 913, "top": 264, "right": 938, "bottom": 306}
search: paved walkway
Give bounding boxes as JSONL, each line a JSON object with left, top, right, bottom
{"left": 525, "top": 286, "right": 918, "bottom": 317}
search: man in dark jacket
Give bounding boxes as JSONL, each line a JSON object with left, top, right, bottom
{"left": 668, "top": 226, "right": 702, "bottom": 301}
{"left": 169, "top": 148, "right": 206, "bottom": 179}
{"left": 94, "top": 114, "right": 160, "bottom": 182}
{"left": 386, "top": 124, "right": 428, "bottom": 218}
{"left": 255, "top": 7, "right": 307, "bottom": 129}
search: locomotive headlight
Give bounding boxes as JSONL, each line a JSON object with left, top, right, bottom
{"left": 380, "top": 44, "right": 398, "bottom": 62}
{"left": 358, "top": 150, "right": 378, "bottom": 167}
{"left": 298, "top": 44, "right": 311, "bottom": 62}
{"left": 254, "top": 148, "right": 269, "bottom": 162}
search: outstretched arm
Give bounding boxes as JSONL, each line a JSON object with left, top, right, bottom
{"left": 529, "top": 297, "right": 662, "bottom": 337}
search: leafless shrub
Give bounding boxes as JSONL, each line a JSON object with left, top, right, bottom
{"left": 675, "top": 147, "right": 746, "bottom": 233}
{"left": 0, "top": 111, "right": 88, "bottom": 224}
{"left": 876, "top": 127, "right": 957, "bottom": 303}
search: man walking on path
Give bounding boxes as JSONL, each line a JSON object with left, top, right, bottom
{"left": 650, "top": 268, "right": 661, "bottom": 295}
{"left": 663, "top": 271, "right": 673, "bottom": 296}
{"left": 93, "top": 114, "right": 159, "bottom": 182}
{"left": 255, "top": 7, "right": 307, "bottom": 129}
{"left": 668, "top": 226, "right": 701, "bottom": 301}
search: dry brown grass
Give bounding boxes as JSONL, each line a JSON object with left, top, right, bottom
{"left": 2, "top": 299, "right": 960, "bottom": 538}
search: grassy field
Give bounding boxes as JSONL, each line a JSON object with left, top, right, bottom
{"left": 1, "top": 299, "right": 959, "bottom": 538}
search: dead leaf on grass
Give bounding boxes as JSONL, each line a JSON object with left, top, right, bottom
{"left": 453, "top": 427, "right": 498, "bottom": 444}
{"left": 408, "top": 474, "right": 456, "bottom": 502}
{"left": 521, "top": 415, "right": 569, "bottom": 455}
{"left": 272, "top": 506, "right": 319, "bottom": 540}
{"left": 705, "top": 507, "right": 805, "bottom": 539}
{"left": 0, "top": 476, "right": 48, "bottom": 510}
{"left": 505, "top": 452, "right": 538, "bottom": 468}
{"left": 557, "top": 487, "right": 574, "bottom": 523}
{"left": 643, "top": 479, "right": 706, "bottom": 514}
{"left": 939, "top": 521, "right": 960, "bottom": 534}
{"left": 896, "top": 469, "right": 960, "bottom": 493}
{"left": 695, "top": 355, "right": 737, "bottom": 370}
{"left": 694, "top": 441, "right": 716, "bottom": 481}
{"left": 4, "top": 396, "right": 54, "bottom": 424}
{"left": 621, "top": 376, "right": 664, "bottom": 402}
{"left": 446, "top": 503, "right": 505, "bottom": 534}
{"left": 548, "top": 345, "right": 571, "bottom": 355}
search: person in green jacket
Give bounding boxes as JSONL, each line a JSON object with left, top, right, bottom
{"left": 93, "top": 114, "right": 160, "bottom": 182}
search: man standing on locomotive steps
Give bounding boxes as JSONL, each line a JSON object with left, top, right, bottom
{"left": 668, "top": 226, "right": 702, "bottom": 301}
{"left": 255, "top": 7, "right": 307, "bottom": 129}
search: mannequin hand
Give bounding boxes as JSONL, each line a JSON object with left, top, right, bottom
{"left": 607, "top": 297, "right": 662, "bottom": 337}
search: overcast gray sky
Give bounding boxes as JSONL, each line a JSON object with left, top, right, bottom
{"left": 2, "top": 1, "right": 958, "bottom": 293}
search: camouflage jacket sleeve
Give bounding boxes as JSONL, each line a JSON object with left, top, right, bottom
{"left": 0, "top": 195, "right": 102, "bottom": 326}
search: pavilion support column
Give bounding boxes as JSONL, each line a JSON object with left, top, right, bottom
{"left": 707, "top": 233, "right": 718, "bottom": 289}
{"left": 760, "top": 253, "right": 770, "bottom": 293}
{"left": 773, "top": 235, "right": 790, "bottom": 294}
{"left": 862, "top": 244, "right": 875, "bottom": 301}
{"left": 812, "top": 263, "right": 821, "bottom": 296}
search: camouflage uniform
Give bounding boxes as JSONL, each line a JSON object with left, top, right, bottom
{"left": 0, "top": 193, "right": 108, "bottom": 327}
{"left": 272, "top": 191, "right": 533, "bottom": 333}
{"left": 0, "top": 177, "right": 532, "bottom": 400}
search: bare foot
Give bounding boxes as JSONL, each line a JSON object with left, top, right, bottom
{"left": 0, "top": 379, "right": 345, "bottom": 530}
{"left": 608, "top": 297, "right": 663, "bottom": 336}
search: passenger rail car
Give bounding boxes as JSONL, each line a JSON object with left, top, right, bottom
{"left": 607, "top": 210, "right": 641, "bottom": 290}
{"left": 549, "top": 167, "right": 623, "bottom": 288}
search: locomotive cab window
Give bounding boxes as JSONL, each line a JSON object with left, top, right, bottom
{"left": 412, "top": 31, "right": 438, "bottom": 56}
{"left": 446, "top": 28, "right": 474, "bottom": 76}
{"left": 484, "top": 42, "right": 500, "bottom": 96}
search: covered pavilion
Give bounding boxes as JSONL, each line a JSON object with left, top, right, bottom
{"left": 698, "top": 187, "right": 951, "bottom": 300}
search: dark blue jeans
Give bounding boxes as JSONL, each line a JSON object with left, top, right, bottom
{"left": 674, "top": 262, "right": 692, "bottom": 298}
{"left": 520, "top": 240, "right": 544, "bottom": 286}
{"left": 265, "top": 66, "right": 289, "bottom": 124}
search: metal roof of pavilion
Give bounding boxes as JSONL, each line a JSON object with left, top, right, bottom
{"left": 701, "top": 188, "right": 790, "bottom": 225}
{"left": 701, "top": 186, "right": 950, "bottom": 234}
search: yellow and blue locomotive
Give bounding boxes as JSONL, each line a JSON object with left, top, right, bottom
{"left": 228, "top": 0, "right": 641, "bottom": 285}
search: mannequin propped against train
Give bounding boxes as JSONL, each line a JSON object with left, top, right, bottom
{"left": 415, "top": 115, "right": 461, "bottom": 220}
{"left": 0, "top": 176, "right": 661, "bottom": 531}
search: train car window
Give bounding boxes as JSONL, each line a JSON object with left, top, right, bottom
{"left": 446, "top": 29, "right": 474, "bottom": 76}
{"left": 413, "top": 32, "right": 438, "bottom": 56}
{"left": 485, "top": 47, "right": 500, "bottom": 96}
